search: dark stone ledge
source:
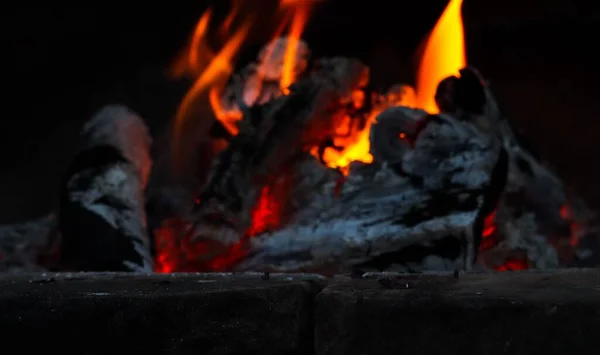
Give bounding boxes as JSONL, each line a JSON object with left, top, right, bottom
{"left": 315, "top": 269, "right": 600, "bottom": 355}
{"left": 0, "top": 272, "right": 325, "bottom": 355}
{"left": 2, "top": 270, "right": 600, "bottom": 355}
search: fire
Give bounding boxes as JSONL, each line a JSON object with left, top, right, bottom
{"left": 158, "top": 1, "right": 469, "bottom": 272}
{"left": 310, "top": 0, "right": 466, "bottom": 171}
{"left": 172, "top": 0, "right": 465, "bottom": 171}
{"left": 416, "top": 0, "right": 466, "bottom": 113}
{"left": 173, "top": 14, "right": 251, "bottom": 146}
{"left": 311, "top": 111, "right": 376, "bottom": 173}
{"left": 280, "top": 3, "right": 309, "bottom": 94}
{"left": 153, "top": 185, "right": 281, "bottom": 272}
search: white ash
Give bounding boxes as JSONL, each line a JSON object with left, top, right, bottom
{"left": 80, "top": 105, "right": 152, "bottom": 188}
{"left": 369, "top": 106, "right": 427, "bottom": 165}
{"left": 64, "top": 105, "right": 153, "bottom": 272}
{"left": 256, "top": 37, "right": 310, "bottom": 82}
{"left": 238, "top": 113, "right": 500, "bottom": 272}
{"left": 402, "top": 113, "right": 500, "bottom": 191}
{"left": 217, "top": 36, "right": 311, "bottom": 119}
{"left": 66, "top": 163, "right": 151, "bottom": 268}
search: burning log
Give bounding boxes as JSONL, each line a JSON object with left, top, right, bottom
{"left": 237, "top": 102, "right": 504, "bottom": 273}
{"left": 369, "top": 106, "right": 426, "bottom": 166}
{"left": 433, "top": 67, "right": 597, "bottom": 270}
{"left": 189, "top": 57, "right": 369, "bottom": 247}
{"left": 213, "top": 37, "right": 311, "bottom": 131}
{"left": 58, "top": 105, "right": 154, "bottom": 272}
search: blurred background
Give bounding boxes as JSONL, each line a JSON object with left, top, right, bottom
{"left": 1, "top": 0, "right": 598, "bottom": 222}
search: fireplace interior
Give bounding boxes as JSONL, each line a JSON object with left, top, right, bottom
{"left": 1, "top": 0, "right": 600, "bottom": 274}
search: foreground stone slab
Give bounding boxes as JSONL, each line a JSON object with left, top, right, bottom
{"left": 0, "top": 272, "right": 324, "bottom": 355}
{"left": 316, "top": 270, "right": 600, "bottom": 355}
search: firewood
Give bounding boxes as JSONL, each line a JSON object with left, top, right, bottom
{"left": 434, "top": 67, "right": 598, "bottom": 270}
{"left": 215, "top": 37, "right": 311, "bottom": 121}
{"left": 369, "top": 106, "right": 427, "bottom": 166}
{"left": 58, "top": 105, "right": 154, "bottom": 272}
{"left": 237, "top": 108, "right": 504, "bottom": 273}
{"left": 189, "top": 57, "right": 369, "bottom": 247}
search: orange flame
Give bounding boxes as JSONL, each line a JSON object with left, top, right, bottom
{"left": 159, "top": 0, "right": 471, "bottom": 273}
{"left": 280, "top": 3, "right": 310, "bottom": 94}
{"left": 173, "top": 0, "right": 466, "bottom": 172}
{"left": 173, "top": 1, "right": 315, "bottom": 142}
{"left": 189, "top": 9, "right": 213, "bottom": 70}
{"left": 173, "top": 8, "right": 251, "bottom": 147}
{"left": 416, "top": 0, "right": 466, "bottom": 113}
{"left": 208, "top": 88, "right": 243, "bottom": 135}
{"left": 312, "top": 0, "right": 465, "bottom": 172}
{"left": 311, "top": 110, "right": 376, "bottom": 174}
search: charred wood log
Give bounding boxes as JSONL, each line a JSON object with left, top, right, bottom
{"left": 214, "top": 37, "right": 311, "bottom": 124}
{"left": 58, "top": 105, "right": 153, "bottom": 272}
{"left": 189, "top": 58, "right": 369, "bottom": 247}
{"left": 369, "top": 106, "right": 427, "bottom": 166}
{"left": 237, "top": 109, "right": 503, "bottom": 273}
{"left": 435, "top": 67, "right": 593, "bottom": 269}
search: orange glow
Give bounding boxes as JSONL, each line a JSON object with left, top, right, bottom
{"left": 154, "top": 186, "right": 281, "bottom": 273}
{"left": 310, "top": 0, "right": 466, "bottom": 171}
{"left": 280, "top": 4, "right": 310, "bottom": 94}
{"left": 170, "top": 9, "right": 214, "bottom": 79}
{"left": 220, "top": 3, "right": 240, "bottom": 36}
{"left": 173, "top": 0, "right": 466, "bottom": 171}
{"left": 311, "top": 110, "right": 378, "bottom": 174}
{"left": 173, "top": 15, "right": 251, "bottom": 145}
{"left": 416, "top": 0, "right": 466, "bottom": 113}
{"left": 209, "top": 88, "right": 242, "bottom": 135}
{"left": 189, "top": 9, "right": 213, "bottom": 69}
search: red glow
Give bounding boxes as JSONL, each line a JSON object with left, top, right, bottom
{"left": 154, "top": 218, "right": 188, "bottom": 273}
{"left": 154, "top": 186, "right": 281, "bottom": 272}
{"left": 482, "top": 212, "right": 496, "bottom": 238}
{"left": 246, "top": 186, "right": 281, "bottom": 237}
{"left": 495, "top": 258, "right": 529, "bottom": 271}
{"left": 478, "top": 210, "right": 497, "bottom": 252}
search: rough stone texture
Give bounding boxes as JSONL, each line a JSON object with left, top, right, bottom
{"left": 316, "top": 269, "right": 600, "bottom": 355}
{"left": 0, "top": 272, "right": 324, "bottom": 355}
{"left": 2, "top": 270, "right": 600, "bottom": 355}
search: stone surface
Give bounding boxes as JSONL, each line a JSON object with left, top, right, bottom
{"left": 2, "top": 270, "right": 600, "bottom": 355}
{"left": 0, "top": 272, "right": 325, "bottom": 355}
{"left": 315, "top": 269, "right": 600, "bottom": 355}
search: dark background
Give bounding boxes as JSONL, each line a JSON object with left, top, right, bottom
{"left": 1, "top": 0, "right": 599, "bottom": 222}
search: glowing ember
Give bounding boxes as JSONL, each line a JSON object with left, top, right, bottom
{"left": 495, "top": 258, "right": 529, "bottom": 271}
{"left": 154, "top": 185, "right": 281, "bottom": 272}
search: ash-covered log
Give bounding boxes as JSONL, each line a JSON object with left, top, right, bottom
{"left": 189, "top": 57, "right": 369, "bottom": 247}
{"left": 215, "top": 37, "right": 312, "bottom": 120}
{"left": 237, "top": 100, "right": 505, "bottom": 273}
{"left": 58, "top": 105, "right": 153, "bottom": 272}
{"left": 434, "top": 67, "right": 597, "bottom": 270}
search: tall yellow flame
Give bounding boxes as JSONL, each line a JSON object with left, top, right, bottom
{"left": 416, "top": 0, "right": 466, "bottom": 113}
